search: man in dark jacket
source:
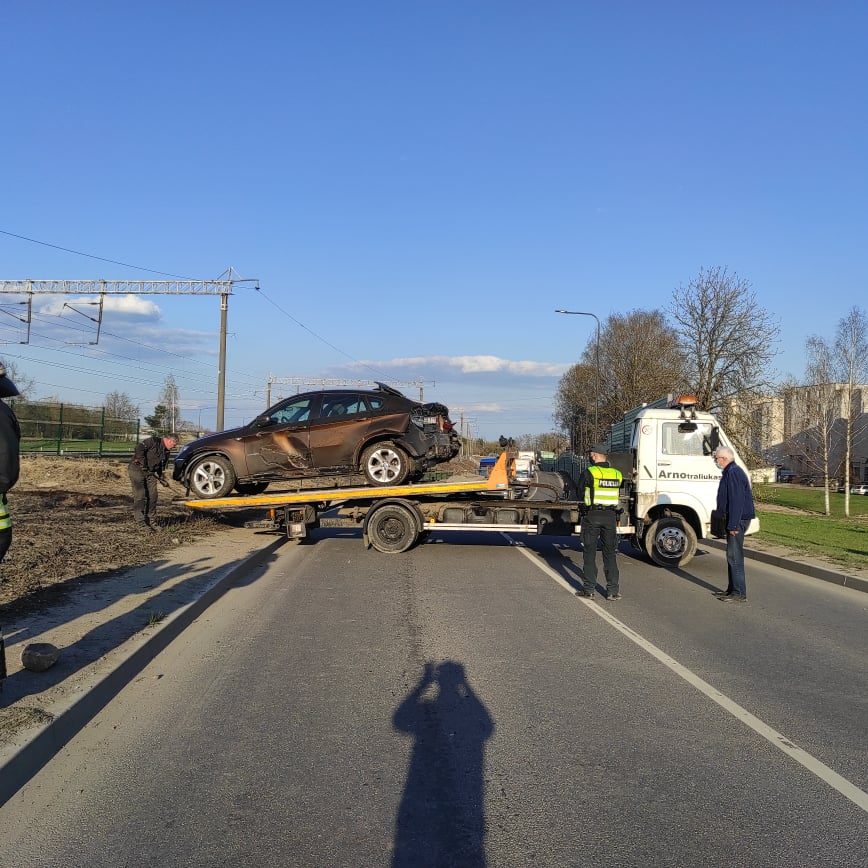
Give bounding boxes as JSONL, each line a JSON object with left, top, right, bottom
{"left": 129, "top": 433, "right": 178, "bottom": 529}
{"left": 577, "top": 443, "right": 624, "bottom": 600}
{"left": 0, "top": 364, "right": 21, "bottom": 691}
{"left": 713, "top": 446, "right": 756, "bottom": 603}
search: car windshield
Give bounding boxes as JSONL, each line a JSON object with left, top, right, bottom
{"left": 661, "top": 422, "right": 716, "bottom": 456}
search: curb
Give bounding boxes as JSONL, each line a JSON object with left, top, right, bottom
{"left": 702, "top": 538, "right": 868, "bottom": 594}
{"left": 0, "top": 536, "right": 287, "bottom": 807}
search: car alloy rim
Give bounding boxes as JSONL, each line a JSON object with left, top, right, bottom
{"left": 367, "top": 447, "right": 402, "bottom": 483}
{"left": 193, "top": 460, "right": 225, "bottom": 495}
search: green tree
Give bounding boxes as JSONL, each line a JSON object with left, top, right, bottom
{"left": 145, "top": 403, "right": 170, "bottom": 435}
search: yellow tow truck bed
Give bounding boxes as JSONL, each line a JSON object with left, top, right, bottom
{"left": 184, "top": 451, "right": 512, "bottom": 511}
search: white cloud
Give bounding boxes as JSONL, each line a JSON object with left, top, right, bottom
{"left": 36, "top": 294, "right": 161, "bottom": 319}
{"left": 463, "top": 403, "right": 505, "bottom": 413}
{"left": 355, "top": 354, "right": 568, "bottom": 378}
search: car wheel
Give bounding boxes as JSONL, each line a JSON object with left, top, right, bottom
{"left": 189, "top": 455, "right": 236, "bottom": 499}
{"left": 643, "top": 516, "right": 697, "bottom": 567}
{"left": 366, "top": 503, "right": 420, "bottom": 553}
{"left": 234, "top": 481, "right": 269, "bottom": 496}
{"left": 361, "top": 441, "right": 411, "bottom": 486}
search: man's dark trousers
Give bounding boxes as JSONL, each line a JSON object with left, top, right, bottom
{"left": 725, "top": 520, "right": 749, "bottom": 598}
{"left": 581, "top": 508, "right": 619, "bottom": 595}
{"left": 128, "top": 465, "right": 158, "bottom": 525}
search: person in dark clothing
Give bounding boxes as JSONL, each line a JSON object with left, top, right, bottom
{"left": 577, "top": 444, "right": 624, "bottom": 600}
{"left": 129, "top": 433, "right": 178, "bottom": 529}
{"left": 713, "top": 446, "right": 756, "bottom": 603}
{"left": 0, "top": 364, "right": 21, "bottom": 691}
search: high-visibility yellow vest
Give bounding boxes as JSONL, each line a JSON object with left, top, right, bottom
{"left": 585, "top": 465, "right": 623, "bottom": 507}
{"left": 0, "top": 495, "right": 10, "bottom": 531}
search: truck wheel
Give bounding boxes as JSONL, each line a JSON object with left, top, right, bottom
{"left": 189, "top": 455, "right": 236, "bottom": 499}
{"left": 234, "top": 481, "right": 269, "bottom": 496}
{"left": 367, "top": 503, "right": 419, "bottom": 553}
{"left": 644, "top": 516, "right": 697, "bottom": 567}
{"left": 361, "top": 442, "right": 411, "bottom": 486}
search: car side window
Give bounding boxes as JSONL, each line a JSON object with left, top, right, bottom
{"left": 322, "top": 394, "right": 368, "bottom": 418}
{"left": 269, "top": 397, "right": 313, "bottom": 424}
{"left": 367, "top": 397, "right": 383, "bottom": 412}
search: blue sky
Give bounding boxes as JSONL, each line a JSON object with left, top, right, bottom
{"left": 1, "top": 2, "right": 866, "bottom": 438}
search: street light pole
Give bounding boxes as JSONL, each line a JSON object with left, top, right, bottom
{"left": 555, "top": 309, "right": 601, "bottom": 442}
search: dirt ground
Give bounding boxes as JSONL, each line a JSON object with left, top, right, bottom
{"left": 0, "top": 456, "right": 224, "bottom": 619}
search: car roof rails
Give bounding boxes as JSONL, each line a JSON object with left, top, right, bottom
{"left": 374, "top": 381, "right": 406, "bottom": 398}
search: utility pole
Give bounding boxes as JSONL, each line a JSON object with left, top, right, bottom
{"left": 216, "top": 291, "right": 229, "bottom": 431}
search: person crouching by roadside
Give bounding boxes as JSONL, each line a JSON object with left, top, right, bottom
{"left": 129, "top": 433, "right": 178, "bottom": 530}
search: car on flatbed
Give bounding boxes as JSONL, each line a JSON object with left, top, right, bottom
{"left": 173, "top": 382, "right": 460, "bottom": 498}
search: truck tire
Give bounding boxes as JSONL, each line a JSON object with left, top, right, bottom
{"left": 361, "top": 442, "right": 411, "bottom": 486}
{"left": 644, "top": 516, "right": 697, "bottom": 567}
{"left": 367, "top": 503, "right": 419, "bottom": 553}
{"left": 189, "top": 455, "right": 236, "bottom": 499}
{"left": 234, "top": 481, "right": 269, "bottom": 496}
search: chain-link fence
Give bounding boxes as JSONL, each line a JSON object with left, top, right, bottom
{"left": 10, "top": 400, "right": 142, "bottom": 457}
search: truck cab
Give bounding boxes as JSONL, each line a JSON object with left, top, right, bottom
{"left": 614, "top": 395, "right": 759, "bottom": 566}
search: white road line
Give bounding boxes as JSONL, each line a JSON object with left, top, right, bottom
{"left": 508, "top": 538, "right": 868, "bottom": 815}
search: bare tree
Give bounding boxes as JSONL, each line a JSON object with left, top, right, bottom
{"left": 554, "top": 362, "right": 598, "bottom": 450}
{"left": 801, "top": 337, "right": 839, "bottom": 514}
{"left": 833, "top": 306, "right": 868, "bottom": 517}
{"left": 586, "top": 309, "right": 687, "bottom": 420}
{"left": 105, "top": 390, "right": 139, "bottom": 421}
{"left": 158, "top": 374, "right": 181, "bottom": 434}
{"left": 671, "top": 267, "right": 779, "bottom": 412}
{"left": 556, "top": 310, "right": 686, "bottom": 447}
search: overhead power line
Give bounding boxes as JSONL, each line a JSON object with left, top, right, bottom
{"left": 0, "top": 229, "right": 197, "bottom": 279}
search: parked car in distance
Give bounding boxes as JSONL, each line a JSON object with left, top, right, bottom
{"left": 850, "top": 484, "right": 868, "bottom": 496}
{"left": 173, "top": 383, "right": 460, "bottom": 498}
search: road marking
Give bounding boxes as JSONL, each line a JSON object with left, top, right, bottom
{"left": 508, "top": 538, "right": 868, "bottom": 815}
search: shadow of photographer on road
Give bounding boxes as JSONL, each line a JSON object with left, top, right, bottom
{"left": 392, "top": 660, "right": 494, "bottom": 868}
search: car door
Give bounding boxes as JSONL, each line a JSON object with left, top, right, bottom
{"left": 308, "top": 391, "right": 372, "bottom": 471}
{"left": 243, "top": 394, "right": 319, "bottom": 477}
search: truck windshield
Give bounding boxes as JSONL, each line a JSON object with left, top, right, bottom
{"left": 661, "top": 422, "right": 716, "bottom": 456}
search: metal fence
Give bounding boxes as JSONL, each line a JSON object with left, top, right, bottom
{"left": 10, "top": 400, "right": 141, "bottom": 457}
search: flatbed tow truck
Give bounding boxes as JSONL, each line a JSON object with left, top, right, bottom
{"left": 184, "top": 394, "right": 758, "bottom": 566}
{"left": 184, "top": 451, "right": 635, "bottom": 554}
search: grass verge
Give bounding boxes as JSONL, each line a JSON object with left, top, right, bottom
{"left": 755, "top": 510, "right": 868, "bottom": 570}
{"left": 754, "top": 484, "right": 868, "bottom": 517}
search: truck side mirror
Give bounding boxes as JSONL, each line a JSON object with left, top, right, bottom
{"left": 710, "top": 427, "right": 720, "bottom": 450}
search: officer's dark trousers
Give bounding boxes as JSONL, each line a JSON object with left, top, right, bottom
{"left": 581, "top": 508, "right": 619, "bottom": 594}
{"left": 128, "top": 465, "right": 158, "bottom": 524}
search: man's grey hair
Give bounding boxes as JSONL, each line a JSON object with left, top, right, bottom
{"left": 715, "top": 446, "right": 734, "bottom": 462}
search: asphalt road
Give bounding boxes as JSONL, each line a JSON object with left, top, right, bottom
{"left": 1, "top": 530, "right": 866, "bottom": 867}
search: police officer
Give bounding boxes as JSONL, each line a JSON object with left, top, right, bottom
{"left": 577, "top": 443, "right": 623, "bottom": 600}
{"left": 0, "top": 364, "right": 21, "bottom": 691}
{"left": 128, "top": 432, "right": 178, "bottom": 530}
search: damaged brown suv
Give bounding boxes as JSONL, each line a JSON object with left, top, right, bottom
{"left": 173, "top": 382, "right": 460, "bottom": 498}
